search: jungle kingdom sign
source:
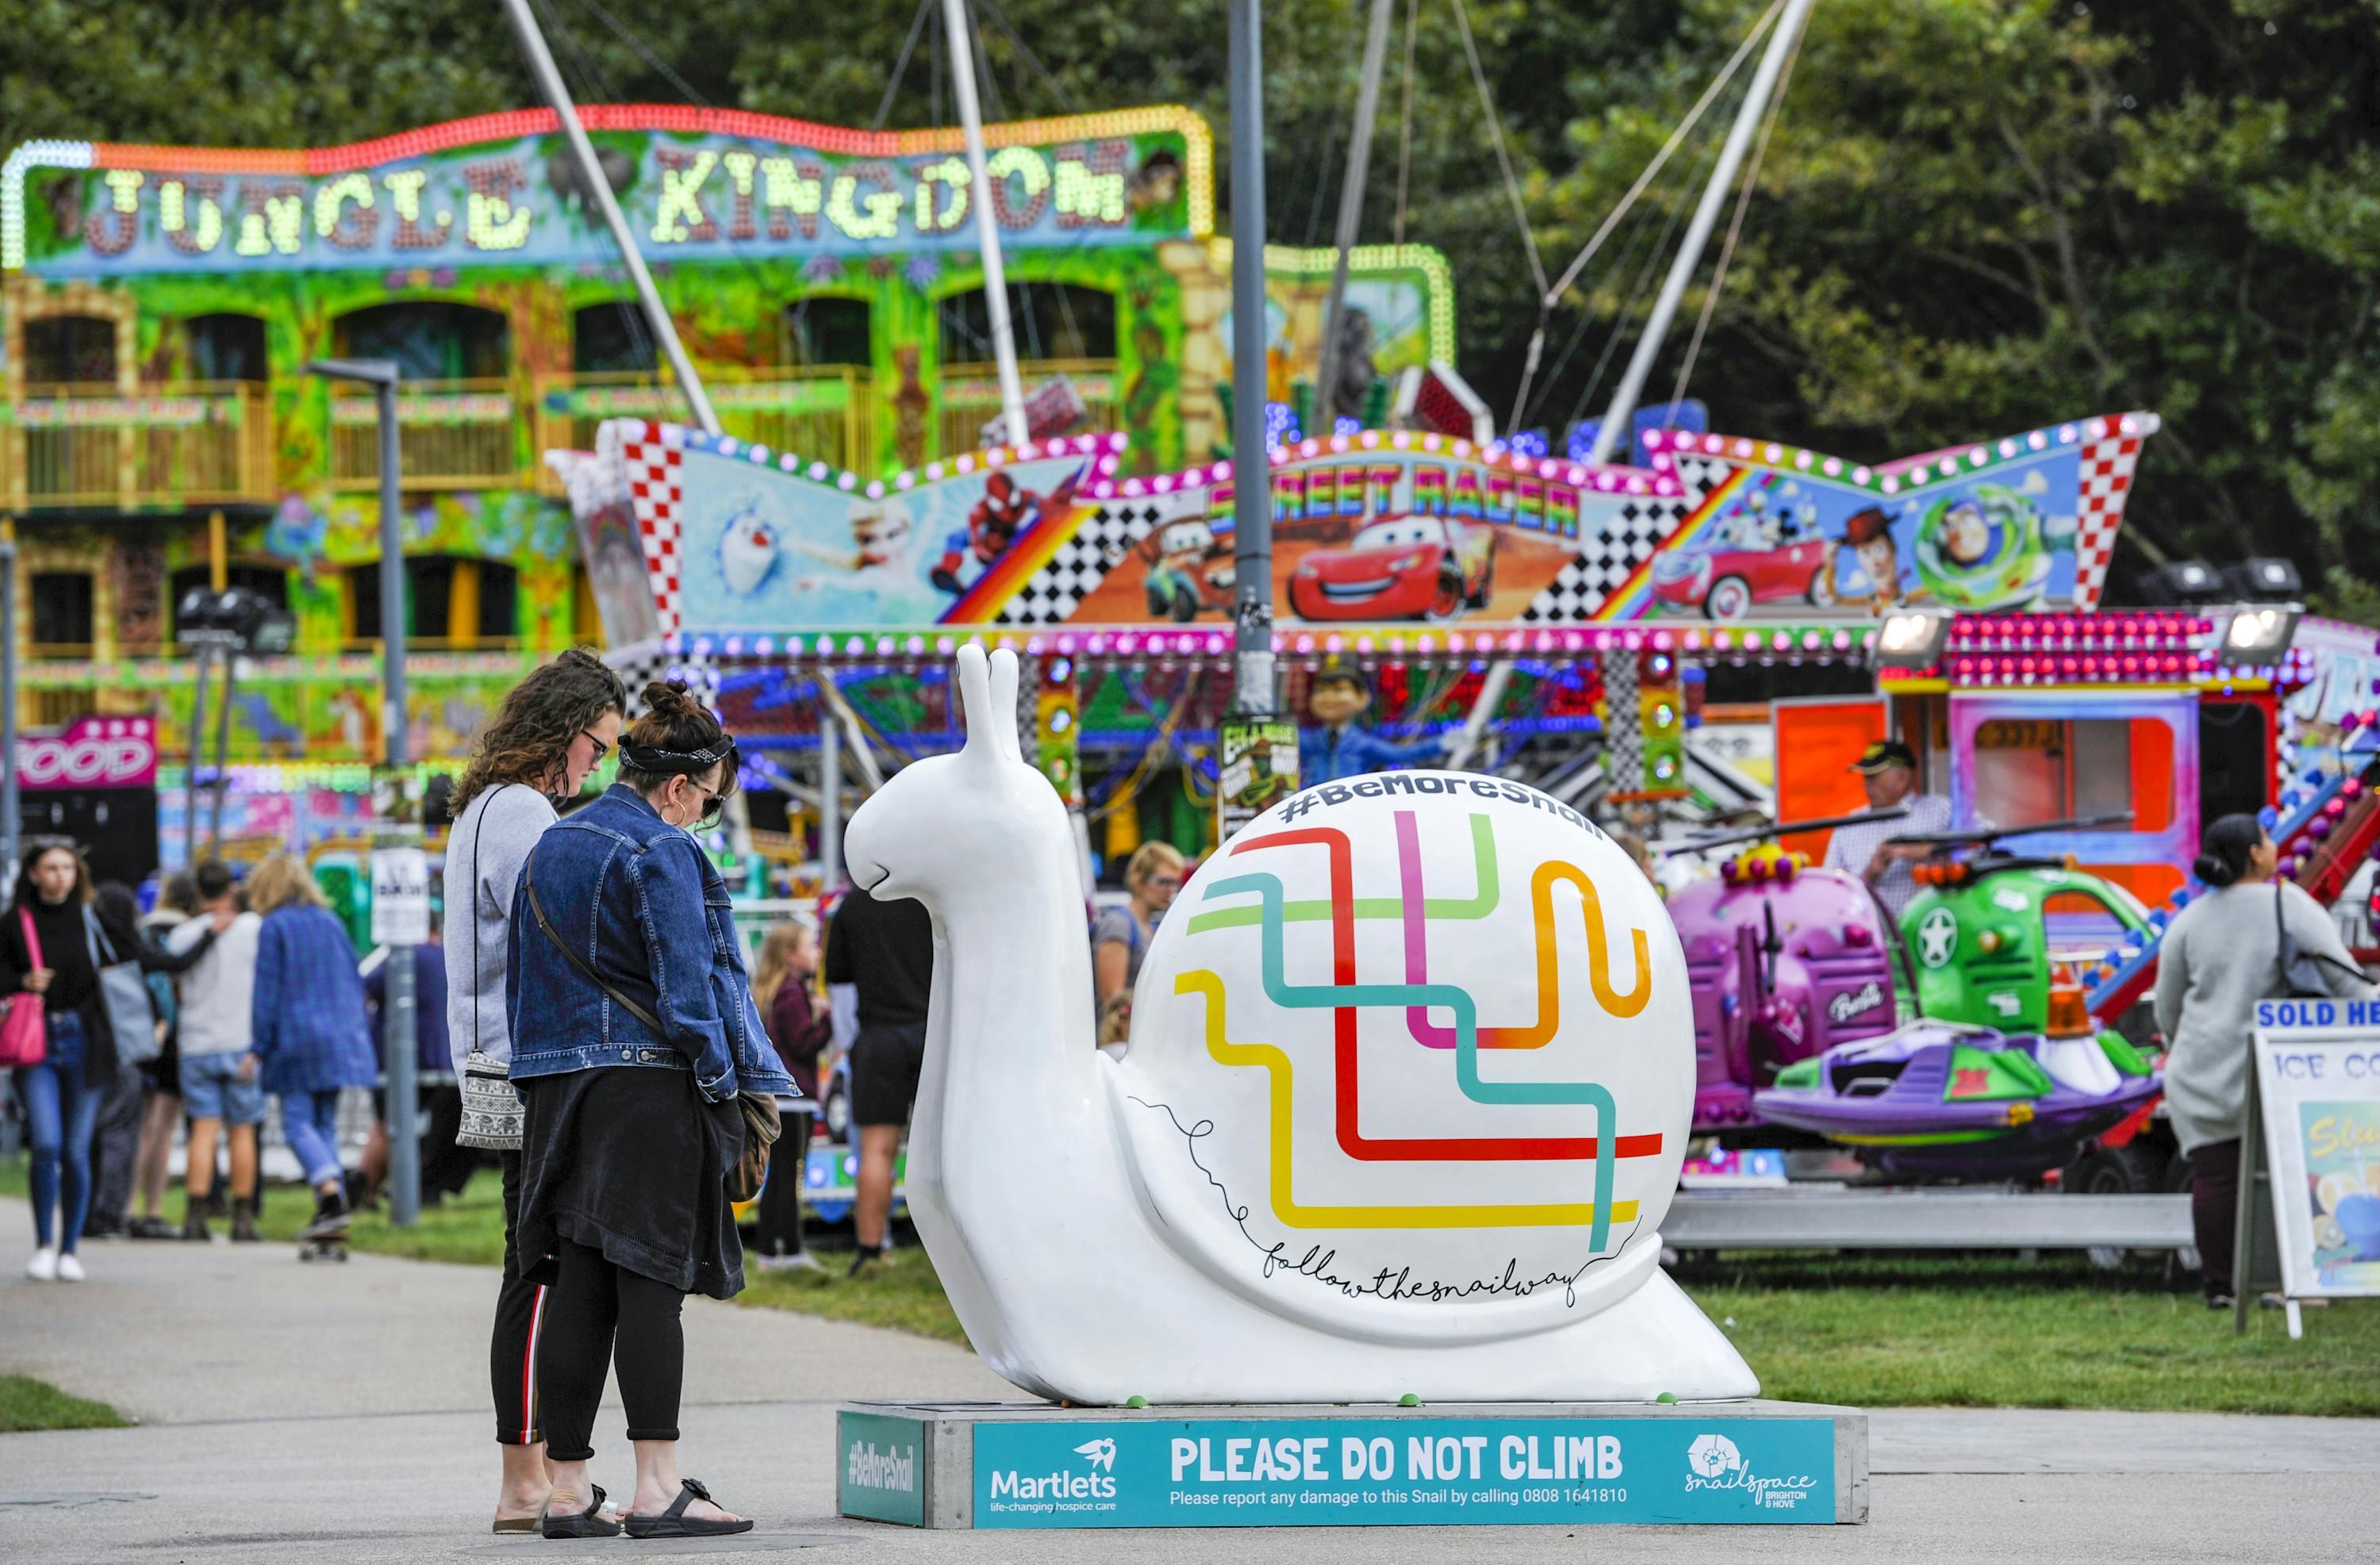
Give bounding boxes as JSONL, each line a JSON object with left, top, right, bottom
{"left": 3, "top": 105, "right": 1210, "bottom": 274}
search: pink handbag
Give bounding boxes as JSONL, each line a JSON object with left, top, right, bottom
{"left": 0, "top": 907, "right": 48, "bottom": 1068}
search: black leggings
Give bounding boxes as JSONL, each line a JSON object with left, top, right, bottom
{"left": 537, "top": 1239, "right": 686, "bottom": 1462}
{"left": 493, "top": 1152, "right": 547, "bottom": 1445}
{"left": 2189, "top": 1139, "right": 2243, "bottom": 1302}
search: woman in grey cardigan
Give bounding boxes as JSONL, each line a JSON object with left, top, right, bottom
{"left": 443, "top": 649, "right": 625, "bottom": 1532}
{"left": 2155, "top": 814, "right": 2374, "bottom": 1306}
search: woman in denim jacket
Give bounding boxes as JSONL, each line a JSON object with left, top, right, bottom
{"left": 508, "top": 681, "right": 791, "bottom": 1540}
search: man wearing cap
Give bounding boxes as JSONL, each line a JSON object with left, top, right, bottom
{"left": 1303, "top": 662, "right": 1442, "bottom": 784}
{"left": 1823, "top": 739, "right": 1952, "bottom": 926}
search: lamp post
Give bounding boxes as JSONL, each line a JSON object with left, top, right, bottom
{"left": 175, "top": 585, "right": 297, "bottom": 860}
{"left": 304, "top": 358, "right": 420, "bottom": 1226}
{"left": 1, "top": 524, "right": 18, "bottom": 892}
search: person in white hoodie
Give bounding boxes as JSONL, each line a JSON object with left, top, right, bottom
{"left": 442, "top": 648, "right": 625, "bottom": 1534}
{"left": 167, "top": 861, "right": 260, "bottom": 1241}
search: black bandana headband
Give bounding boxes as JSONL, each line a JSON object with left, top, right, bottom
{"left": 620, "top": 737, "right": 739, "bottom": 777}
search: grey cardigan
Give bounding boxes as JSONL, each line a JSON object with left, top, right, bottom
{"left": 441, "top": 782, "right": 557, "bottom": 1075}
{"left": 2152, "top": 880, "right": 2374, "bottom": 1155}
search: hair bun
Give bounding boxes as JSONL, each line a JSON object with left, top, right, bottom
{"left": 640, "top": 679, "right": 697, "bottom": 719}
{"left": 2192, "top": 853, "right": 2237, "bottom": 888}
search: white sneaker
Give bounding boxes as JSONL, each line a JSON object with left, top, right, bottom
{"left": 25, "top": 1245, "right": 58, "bottom": 1281}
{"left": 55, "top": 1252, "right": 85, "bottom": 1283}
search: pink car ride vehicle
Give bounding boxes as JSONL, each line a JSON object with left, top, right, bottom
{"left": 1289, "top": 516, "right": 1495, "bottom": 622}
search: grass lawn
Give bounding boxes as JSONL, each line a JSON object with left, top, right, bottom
{"left": 9, "top": 1159, "right": 2376, "bottom": 1415}
{"left": 0, "top": 1374, "right": 128, "bottom": 1433}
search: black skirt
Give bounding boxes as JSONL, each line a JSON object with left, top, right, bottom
{"left": 514, "top": 1064, "right": 749, "bottom": 1300}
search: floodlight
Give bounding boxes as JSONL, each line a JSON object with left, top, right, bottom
{"left": 2143, "top": 560, "right": 2225, "bottom": 604}
{"left": 2218, "top": 604, "right": 2301, "bottom": 666}
{"left": 1873, "top": 611, "right": 1951, "bottom": 669}
{"left": 2225, "top": 558, "right": 2303, "bottom": 601}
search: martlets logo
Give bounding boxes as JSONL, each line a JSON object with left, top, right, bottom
{"left": 1683, "top": 1432, "right": 1818, "bottom": 1511}
{"left": 986, "top": 1440, "right": 1123, "bottom": 1506}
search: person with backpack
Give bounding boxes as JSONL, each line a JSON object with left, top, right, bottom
{"left": 1092, "top": 840, "right": 1183, "bottom": 1015}
{"left": 127, "top": 874, "right": 201, "bottom": 1239}
{"left": 2155, "top": 813, "right": 2376, "bottom": 1307}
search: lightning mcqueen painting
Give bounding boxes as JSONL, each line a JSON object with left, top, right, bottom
{"left": 1288, "top": 516, "right": 1495, "bottom": 622}
{"left": 1650, "top": 535, "right": 1837, "bottom": 620}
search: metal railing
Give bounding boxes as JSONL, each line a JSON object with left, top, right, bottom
{"left": 534, "top": 366, "right": 873, "bottom": 488}
{"left": 329, "top": 377, "right": 519, "bottom": 491}
{"left": 0, "top": 381, "right": 274, "bottom": 511}
{"left": 935, "top": 359, "right": 1119, "bottom": 458}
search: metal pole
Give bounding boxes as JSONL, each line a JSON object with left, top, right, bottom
{"left": 207, "top": 649, "right": 234, "bottom": 855}
{"left": 1311, "top": 0, "right": 1397, "bottom": 435}
{"left": 380, "top": 380, "right": 405, "bottom": 771}
{"left": 498, "top": 0, "right": 720, "bottom": 437}
{"left": 1228, "top": 0, "right": 1276, "bottom": 719}
{"left": 0, "top": 527, "right": 16, "bottom": 888}
{"left": 1580, "top": 0, "right": 1814, "bottom": 466}
{"left": 376, "top": 376, "right": 420, "bottom": 1228}
{"left": 186, "top": 646, "right": 212, "bottom": 862}
{"left": 939, "top": 0, "right": 1029, "bottom": 445}
{"left": 819, "top": 691, "right": 843, "bottom": 889}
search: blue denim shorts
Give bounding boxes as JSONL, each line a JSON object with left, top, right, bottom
{"left": 179, "top": 1050, "right": 265, "bottom": 1126}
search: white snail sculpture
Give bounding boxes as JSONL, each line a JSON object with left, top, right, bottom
{"left": 843, "top": 645, "right": 1755, "bottom": 1405}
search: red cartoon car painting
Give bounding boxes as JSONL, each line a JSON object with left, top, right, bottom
{"left": 1650, "top": 536, "right": 1836, "bottom": 620}
{"left": 1289, "top": 516, "right": 1495, "bottom": 622}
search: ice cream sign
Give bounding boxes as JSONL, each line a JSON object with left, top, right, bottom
{"left": 12, "top": 715, "right": 158, "bottom": 791}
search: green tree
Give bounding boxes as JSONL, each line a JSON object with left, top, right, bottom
{"left": 6, "top": 0, "right": 2371, "bottom": 603}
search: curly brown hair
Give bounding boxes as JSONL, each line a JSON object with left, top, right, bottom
{"left": 451, "top": 648, "right": 628, "bottom": 815}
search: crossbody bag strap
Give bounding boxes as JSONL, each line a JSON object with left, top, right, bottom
{"left": 473, "top": 784, "right": 497, "bottom": 1050}
{"left": 524, "top": 841, "right": 666, "bottom": 1036}
{"left": 83, "top": 905, "right": 120, "bottom": 968}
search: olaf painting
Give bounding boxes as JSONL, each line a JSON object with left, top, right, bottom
{"left": 843, "top": 645, "right": 1756, "bottom": 1405}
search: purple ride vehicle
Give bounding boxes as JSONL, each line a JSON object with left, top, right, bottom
{"left": 1752, "top": 1006, "right": 2163, "bottom": 1179}
{"left": 1664, "top": 808, "right": 1909, "bottom": 1134}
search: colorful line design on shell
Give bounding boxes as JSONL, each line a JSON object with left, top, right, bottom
{"left": 1201, "top": 849, "right": 1640, "bottom": 1252}
{"left": 1394, "top": 810, "right": 1652, "bottom": 1050}
{"left": 1173, "top": 970, "right": 1641, "bottom": 1233}
{"left": 1182, "top": 811, "right": 1502, "bottom": 937}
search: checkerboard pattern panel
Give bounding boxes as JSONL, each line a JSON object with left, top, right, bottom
{"left": 1521, "top": 491, "right": 1693, "bottom": 622}
{"left": 616, "top": 420, "right": 686, "bottom": 635}
{"left": 603, "top": 642, "right": 675, "bottom": 710}
{"left": 2072, "top": 433, "right": 2143, "bottom": 611}
{"left": 995, "top": 493, "right": 1202, "bottom": 625}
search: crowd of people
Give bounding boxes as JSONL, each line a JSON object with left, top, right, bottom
{"left": 3, "top": 840, "right": 404, "bottom": 1279}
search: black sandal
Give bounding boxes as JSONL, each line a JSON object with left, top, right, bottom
{"left": 622, "top": 1478, "right": 753, "bottom": 1538}
{"left": 540, "top": 1483, "right": 622, "bottom": 1539}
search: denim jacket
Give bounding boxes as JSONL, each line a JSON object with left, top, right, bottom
{"left": 506, "top": 784, "right": 793, "bottom": 1102}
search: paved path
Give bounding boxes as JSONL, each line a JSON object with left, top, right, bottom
{"left": 5, "top": 1198, "right": 2378, "bottom": 1563}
